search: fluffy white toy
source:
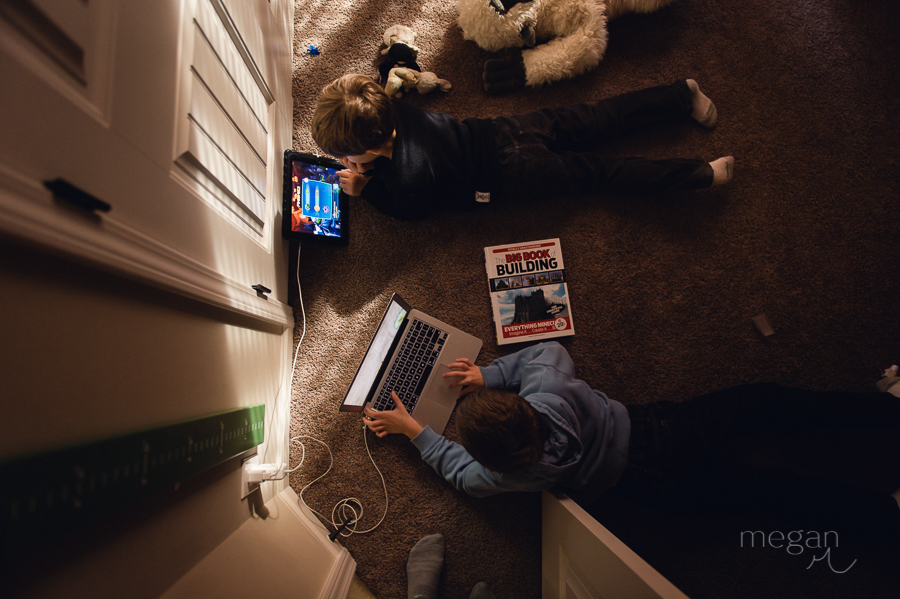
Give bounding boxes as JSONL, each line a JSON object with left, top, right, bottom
{"left": 457, "top": 0, "right": 675, "bottom": 93}
{"left": 381, "top": 25, "right": 420, "bottom": 57}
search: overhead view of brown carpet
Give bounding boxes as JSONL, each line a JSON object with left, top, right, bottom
{"left": 287, "top": 0, "right": 900, "bottom": 597}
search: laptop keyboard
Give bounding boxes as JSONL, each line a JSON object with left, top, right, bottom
{"left": 372, "top": 319, "right": 448, "bottom": 414}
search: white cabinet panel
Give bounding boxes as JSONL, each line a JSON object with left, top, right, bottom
{"left": 0, "top": 0, "right": 293, "bottom": 317}
{"left": 0, "top": 0, "right": 115, "bottom": 118}
{"left": 176, "top": 0, "right": 274, "bottom": 233}
{"left": 542, "top": 492, "right": 689, "bottom": 599}
{"left": 186, "top": 76, "right": 267, "bottom": 214}
{"left": 190, "top": 19, "right": 268, "bottom": 160}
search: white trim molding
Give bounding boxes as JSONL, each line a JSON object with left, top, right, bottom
{"left": 0, "top": 165, "right": 293, "bottom": 329}
{"left": 542, "top": 491, "right": 689, "bottom": 599}
{"left": 279, "top": 487, "right": 357, "bottom": 599}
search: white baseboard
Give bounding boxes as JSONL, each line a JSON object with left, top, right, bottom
{"left": 278, "top": 487, "right": 357, "bottom": 599}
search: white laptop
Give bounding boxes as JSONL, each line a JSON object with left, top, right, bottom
{"left": 339, "top": 293, "right": 483, "bottom": 435}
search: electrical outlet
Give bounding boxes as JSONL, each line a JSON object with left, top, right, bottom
{"left": 241, "top": 455, "right": 259, "bottom": 499}
{"left": 241, "top": 457, "right": 287, "bottom": 498}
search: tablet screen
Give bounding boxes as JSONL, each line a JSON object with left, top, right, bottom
{"left": 282, "top": 151, "right": 348, "bottom": 244}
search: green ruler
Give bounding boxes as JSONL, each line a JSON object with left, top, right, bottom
{"left": 0, "top": 404, "right": 265, "bottom": 563}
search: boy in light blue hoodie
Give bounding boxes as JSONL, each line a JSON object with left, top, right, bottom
{"left": 364, "top": 341, "right": 630, "bottom": 505}
{"left": 364, "top": 342, "right": 900, "bottom": 540}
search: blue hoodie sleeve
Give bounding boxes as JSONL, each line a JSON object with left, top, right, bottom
{"left": 410, "top": 427, "right": 506, "bottom": 497}
{"left": 480, "top": 342, "right": 575, "bottom": 392}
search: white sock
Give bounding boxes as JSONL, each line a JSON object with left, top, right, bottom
{"left": 686, "top": 79, "right": 717, "bottom": 128}
{"left": 709, "top": 156, "right": 735, "bottom": 186}
{"left": 469, "top": 582, "right": 497, "bottom": 599}
{"left": 888, "top": 366, "right": 900, "bottom": 511}
{"left": 877, "top": 365, "right": 900, "bottom": 397}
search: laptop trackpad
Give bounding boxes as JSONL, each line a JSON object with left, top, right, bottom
{"left": 425, "top": 363, "right": 458, "bottom": 406}
{"left": 411, "top": 364, "right": 455, "bottom": 429}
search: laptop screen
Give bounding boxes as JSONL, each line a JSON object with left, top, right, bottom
{"left": 341, "top": 297, "right": 409, "bottom": 409}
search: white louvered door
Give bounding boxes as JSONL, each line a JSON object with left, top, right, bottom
{"left": 0, "top": 0, "right": 294, "bottom": 324}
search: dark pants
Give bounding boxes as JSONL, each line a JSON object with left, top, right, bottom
{"left": 492, "top": 80, "right": 714, "bottom": 199}
{"left": 618, "top": 383, "right": 900, "bottom": 541}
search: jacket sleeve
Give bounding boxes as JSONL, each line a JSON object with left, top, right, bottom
{"left": 411, "top": 427, "right": 508, "bottom": 497}
{"left": 480, "top": 341, "right": 576, "bottom": 392}
{"left": 360, "top": 176, "right": 430, "bottom": 221}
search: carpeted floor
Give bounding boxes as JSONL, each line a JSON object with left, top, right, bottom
{"left": 288, "top": 0, "right": 900, "bottom": 597}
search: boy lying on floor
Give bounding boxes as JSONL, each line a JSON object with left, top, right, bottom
{"left": 311, "top": 74, "right": 734, "bottom": 221}
{"left": 364, "top": 341, "right": 900, "bottom": 541}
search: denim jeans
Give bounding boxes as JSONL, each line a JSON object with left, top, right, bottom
{"left": 618, "top": 383, "right": 900, "bottom": 541}
{"left": 491, "top": 80, "right": 714, "bottom": 199}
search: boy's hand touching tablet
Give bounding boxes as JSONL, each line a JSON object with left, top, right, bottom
{"left": 363, "top": 392, "right": 423, "bottom": 439}
{"left": 442, "top": 358, "right": 485, "bottom": 398}
{"left": 337, "top": 169, "right": 368, "bottom": 196}
{"left": 337, "top": 165, "right": 368, "bottom": 198}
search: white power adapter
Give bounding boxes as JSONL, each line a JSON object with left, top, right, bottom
{"left": 241, "top": 456, "right": 288, "bottom": 499}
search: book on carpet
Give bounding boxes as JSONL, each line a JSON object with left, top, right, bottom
{"left": 484, "top": 238, "right": 575, "bottom": 345}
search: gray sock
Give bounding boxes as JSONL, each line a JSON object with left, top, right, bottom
{"left": 407, "top": 534, "right": 444, "bottom": 599}
{"left": 469, "top": 581, "right": 496, "bottom": 599}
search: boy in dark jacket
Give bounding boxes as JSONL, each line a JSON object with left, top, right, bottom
{"left": 310, "top": 74, "right": 734, "bottom": 220}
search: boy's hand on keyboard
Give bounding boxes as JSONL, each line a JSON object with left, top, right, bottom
{"left": 363, "top": 392, "right": 423, "bottom": 439}
{"left": 443, "top": 358, "right": 485, "bottom": 398}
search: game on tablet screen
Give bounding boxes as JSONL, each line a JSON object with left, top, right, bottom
{"left": 290, "top": 160, "right": 342, "bottom": 238}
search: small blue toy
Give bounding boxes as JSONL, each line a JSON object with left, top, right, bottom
{"left": 307, "top": 45, "right": 320, "bottom": 56}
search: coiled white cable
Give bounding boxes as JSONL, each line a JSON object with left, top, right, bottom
{"left": 290, "top": 427, "right": 389, "bottom": 537}
{"left": 284, "top": 242, "right": 390, "bottom": 537}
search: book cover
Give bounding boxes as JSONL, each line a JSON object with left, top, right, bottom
{"left": 484, "top": 238, "right": 575, "bottom": 345}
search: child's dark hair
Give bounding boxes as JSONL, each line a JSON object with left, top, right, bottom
{"left": 311, "top": 74, "right": 395, "bottom": 157}
{"left": 455, "top": 389, "right": 547, "bottom": 473}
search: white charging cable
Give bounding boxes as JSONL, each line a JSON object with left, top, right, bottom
{"left": 257, "top": 241, "right": 389, "bottom": 537}
{"left": 290, "top": 427, "right": 389, "bottom": 538}
{"left": 259, "top": 242, "right": 307, "bottom": 468}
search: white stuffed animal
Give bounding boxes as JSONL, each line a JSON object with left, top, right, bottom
{"left": 381, "top": 24, "right": 420, "bottom": 56}
{"left": 457, "top": 0, "right": 675, "bottom": 93}
{"left": 378, "top": 25, "right": 423, "bottom": 82}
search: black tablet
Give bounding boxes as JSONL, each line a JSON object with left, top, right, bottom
{"left": 282, "top": 150, "right": 348, "bottom": 245}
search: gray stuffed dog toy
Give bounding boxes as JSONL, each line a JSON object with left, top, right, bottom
{"left": 378, "top": 25, "right": 451, "bottom": 98}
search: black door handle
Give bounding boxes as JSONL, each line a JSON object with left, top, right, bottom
{"left": 44, "top": 178, "right": 111, "bottom": 213}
